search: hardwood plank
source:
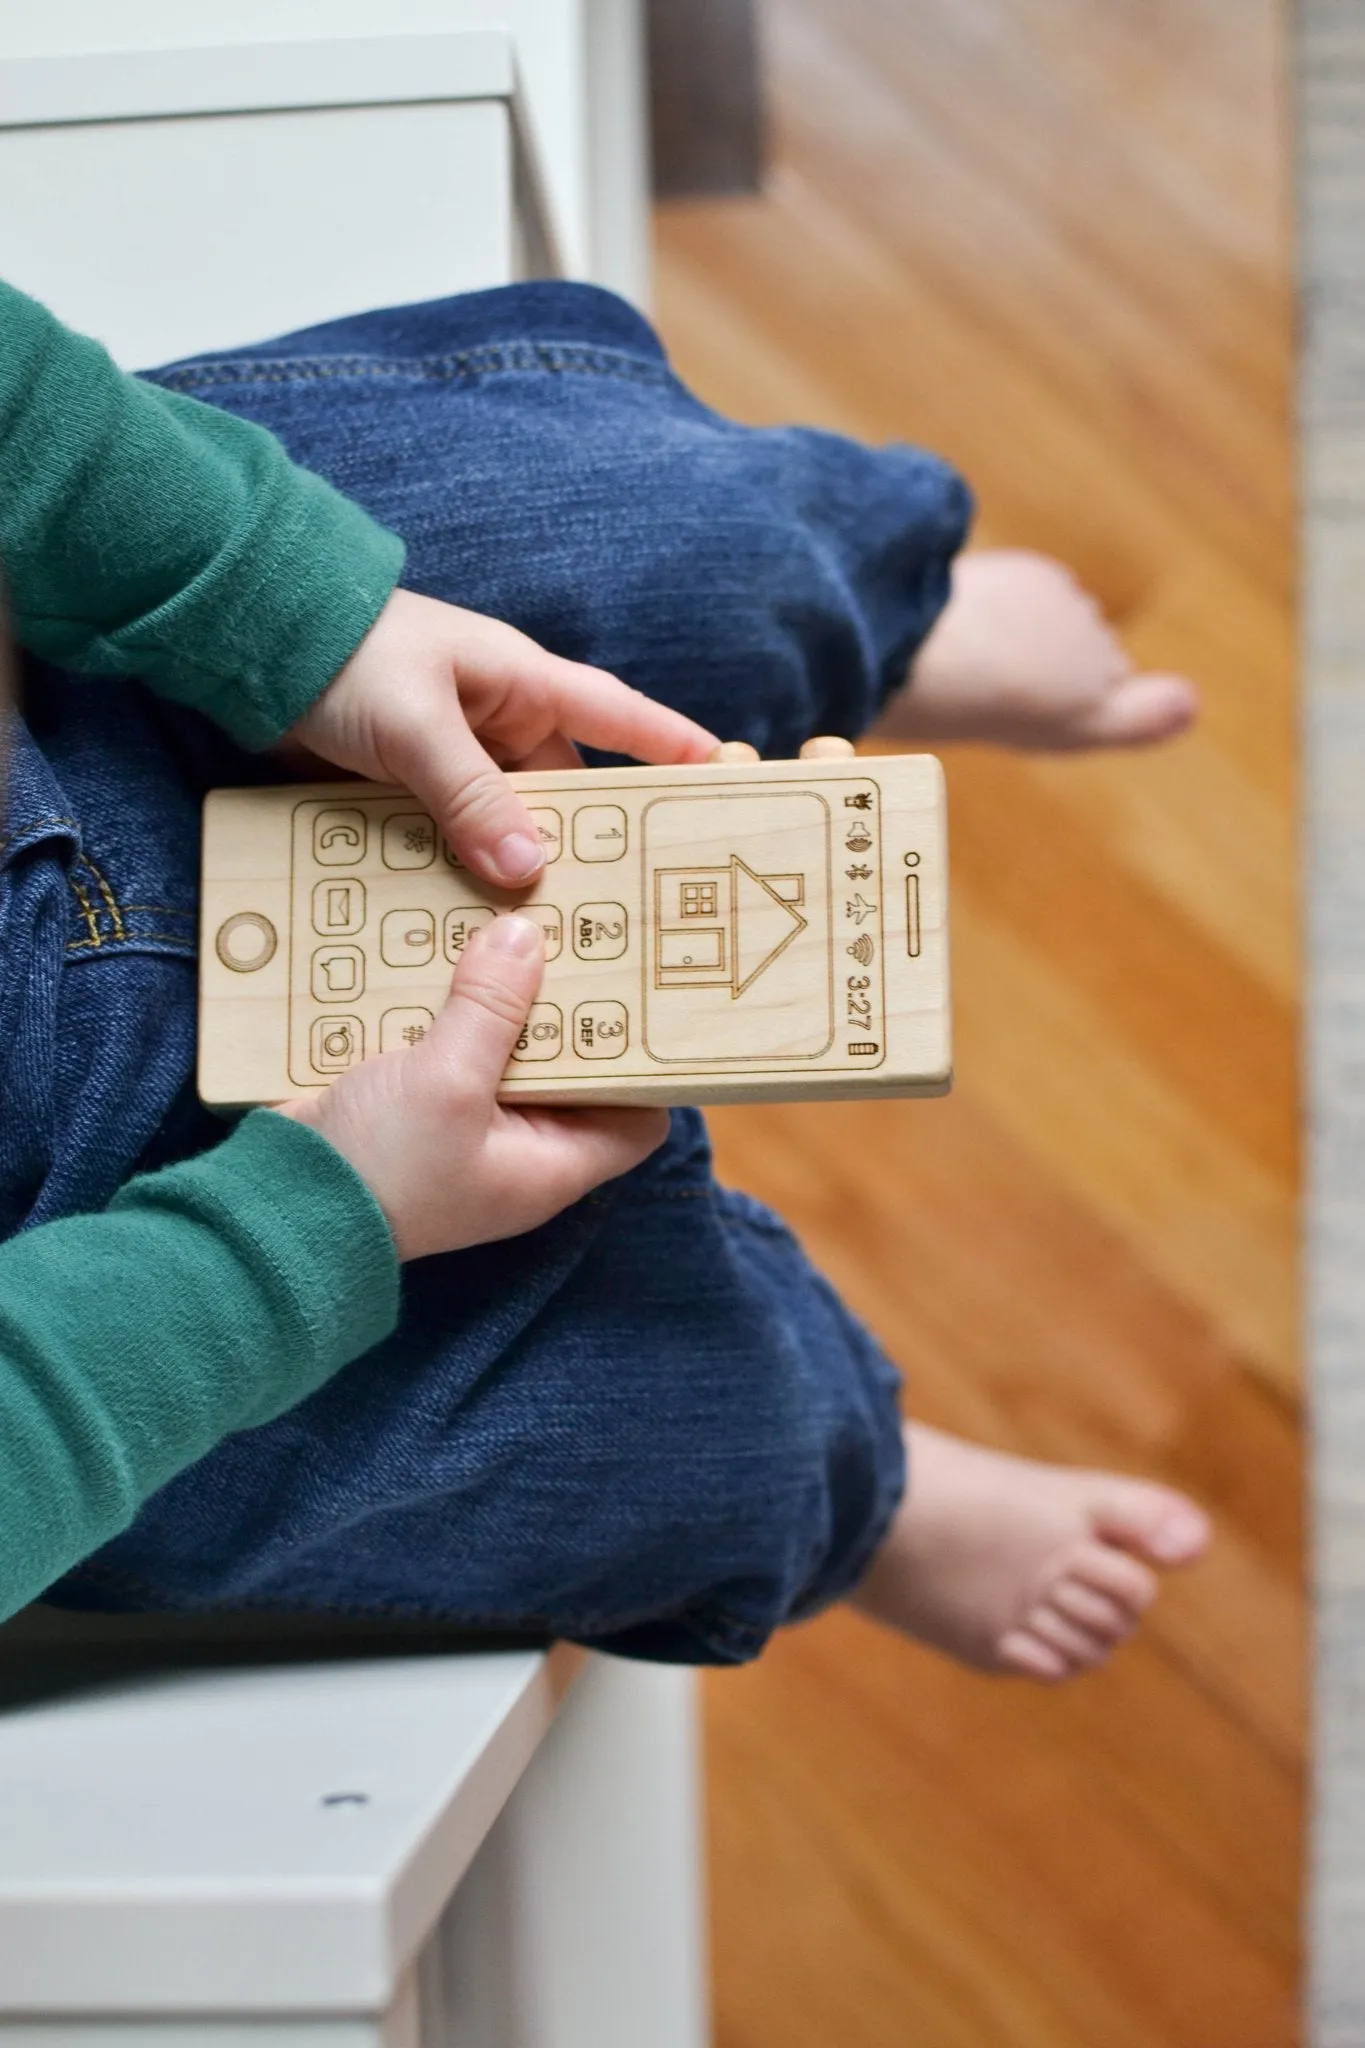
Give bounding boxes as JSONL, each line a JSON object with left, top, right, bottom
{"left": 653, "top": 0, "right": 1300, "bottom": 2039}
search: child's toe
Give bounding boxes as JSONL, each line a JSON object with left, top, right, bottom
{"left": 1022, "top": 1600, "right": 1110, "bottom": 1669}
{"left": 1071, "top": 671, "right": 1199, "bottom": 748}
{"left": 1053, "top": 1572, "right": 1138, "bottom": 1642}
{"left": 1071, "top": 1537, "right": 1161, "bottom": 1616}
{"left": 1090, "top": 1480, "right": 1211, "bottom": 1568}
{"left": 998, "top": 1628, "right": 1071, "bottom": 1682}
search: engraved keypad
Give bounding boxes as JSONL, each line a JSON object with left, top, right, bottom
{"left": 443, "top": 905, "right": 496, "bottom": 960}
{"left": 572, "top": 903, "right": 627, "bottom": 960}
{"left": 310, "top": 1014, "right": 364, "bottom": 1073}
{"left": 311, "top": 944, "right": 365, "bottom": 1003}
{"left": 380, "top": 909, "right": 437, "bottom": 968}
{"left": 313, "top": 809, "right": 366, "bottom": 865}
{"left": 268, "top": 774, "right": 898, "bottom": 1095}
{"left": 573, "top": 1000, "right": 629, "bottom": 1057}
{"left": 530, "top": 808, "right": 563, "bottom": 862}
{"left": 572, "top": 805, "right": 627, "bottom": 861}
{"left": 512, "top": 1002, "right": 564, "bottom": 1061}
{"left": 383, "top": 812, "right": 437, "bottom": 870}
{"left": 380, "top": 1006, "right": 435, "bottom": 1052}
{"left": 312, "top": 879, "right": 365, "bottom": 937}
{"left": 532, "top": 905, "right": 563, "bottom": 960}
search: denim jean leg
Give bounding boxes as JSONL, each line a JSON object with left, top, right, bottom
{"left": 22, "top": 283, "right": 963, "bottom": 1657}
{"left": 56, "top": 1113, "right": 908, "bottom": 1664}
{"left": 147, "top": 282, "right": 973, "bottom": 752}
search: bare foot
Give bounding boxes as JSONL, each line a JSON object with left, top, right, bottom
{"left": 875, "top": 550, "right": 1198, "bottom": 751}
{"left": 848, "top": 1423, "right": 1210, "bottom": 1681}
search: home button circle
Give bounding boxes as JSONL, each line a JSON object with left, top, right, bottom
{"left": 215, "top": 911, "right": 278, "bottom": 974}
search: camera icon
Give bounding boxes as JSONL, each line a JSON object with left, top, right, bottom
{"left": 310, "top": 1014, "right": 365, "bottom": 1075}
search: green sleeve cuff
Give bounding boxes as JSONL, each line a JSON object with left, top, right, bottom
{"left": 120, "top": 1108, "right": 402, "bottom": 1418}
{"left": 0, "top": 280, "right": 406, "bottom": 745}
{"left": 144, "top": 461, "right": 408, "bottom": 750}
{"left": 0, "top": 1109, "right": 400, "bottom": 1622}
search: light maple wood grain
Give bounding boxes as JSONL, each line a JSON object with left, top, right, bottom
{"left": 654, "top": 0, "right": 1301, "bottom": 2041}
{"left": 198, "top": 754, "right": 949, "bottom": 1108}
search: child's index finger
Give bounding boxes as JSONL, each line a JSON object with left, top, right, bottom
{"left": 550, "top": 665, "right": 718, "bottom": 765}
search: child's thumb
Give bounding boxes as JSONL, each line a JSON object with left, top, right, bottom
{"left": 426, "top": 915, "right": 545, "bottom": 1095}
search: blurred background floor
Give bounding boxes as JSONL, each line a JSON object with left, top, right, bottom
{"left": 652, "top": 2, "right": 1300, "bottom": 2042}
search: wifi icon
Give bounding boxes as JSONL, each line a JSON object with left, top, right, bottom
{"left": 846, "top": 933, "right": 875, "bottom": 967}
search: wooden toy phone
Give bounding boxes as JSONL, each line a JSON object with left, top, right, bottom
{"left": 199, "top": 748, "right": 950, "bottom": 1110}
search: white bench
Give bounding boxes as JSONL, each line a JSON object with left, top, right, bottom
{"left": 0, "top": 14, "right": 653, "bottom": 367}
{"left": 0, "top": 1622, "right": 705, "bottom": 2044}
{"left": 0, "top": 11, "right": 706, "bottom": 2036}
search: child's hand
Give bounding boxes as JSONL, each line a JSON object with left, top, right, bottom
{"left": 286, "top": 588, "right": 718, "bottom": 889}
{"left": 273, "top": 915, "right": 668, "bottom": 1261}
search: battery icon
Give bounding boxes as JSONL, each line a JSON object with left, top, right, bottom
{"left": 848, "top": 1041, "right": 880, "bottom": 1056}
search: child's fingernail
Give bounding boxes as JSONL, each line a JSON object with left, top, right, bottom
{"left": 492, "top": 832, "right": 544, "bottom": 883}
{"left": 482, "top": 914, "right": 542, "bottom": 959}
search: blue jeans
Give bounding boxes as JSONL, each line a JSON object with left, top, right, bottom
{"left": 1, "top": 284, "right": 971, "bottom": 1663}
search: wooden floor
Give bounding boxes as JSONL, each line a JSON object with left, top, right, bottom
{"left": 652, "top": 3, "right": 1301, "bottom": 2042}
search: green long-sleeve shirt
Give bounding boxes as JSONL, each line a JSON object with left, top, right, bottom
{"left": 2, "top": 279, "right": 405, "bottom": 745}
{"left": 0, "top": 1116, "right": 399, "bottom": 1608}
{"left": 0, "top": 281, "right": 409, "bottom": 1618}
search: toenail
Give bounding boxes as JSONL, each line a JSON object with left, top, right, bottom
{"left": 1149, "top": 1513, "right": 1207, "bottom": 1561}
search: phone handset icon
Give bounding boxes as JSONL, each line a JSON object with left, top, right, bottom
{"left": 314, "top": 809, "right": 368, "bottom": 865}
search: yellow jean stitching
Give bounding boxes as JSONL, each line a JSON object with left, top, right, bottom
{"left": 66, "top": 870, "right": 100, "bottom": 948}
{"left": 79, "top": 852, "right": 126, "bottom": 943}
